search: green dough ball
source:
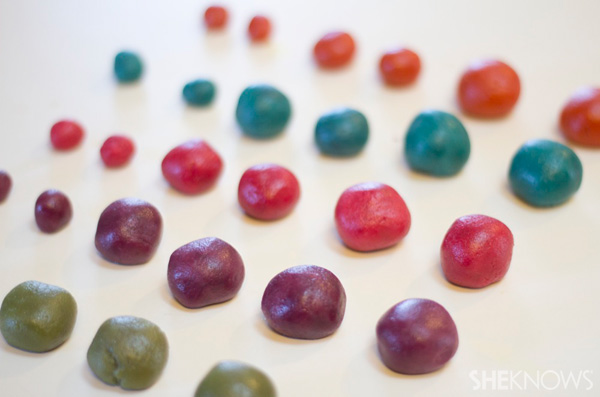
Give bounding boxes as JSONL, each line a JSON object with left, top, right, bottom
{"left": 195, "top": 360, "right": 277, "bottom": 397}
{"left": 0, "top": 280, "right": 77, "bottom": 353}
{"left": 87, "top": 316, "right": 168, "bottom": 390}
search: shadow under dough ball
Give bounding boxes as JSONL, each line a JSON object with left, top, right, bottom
{"left": 95, "top": 198, "right": 162, "bottom": 265}
{"left": 87, "top": 316, "right": 168, "bottom": 390}
{"left": 0, "top": 280, "right": 77, "bottom": 353}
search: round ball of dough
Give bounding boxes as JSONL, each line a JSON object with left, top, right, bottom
{"left": 0, "top": 280, "right": 77, "bottom": 353}
{"left": 87, "top": 316, "right": 168, "bottom": 390}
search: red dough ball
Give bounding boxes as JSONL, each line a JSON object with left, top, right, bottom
{"left": 204, "top": 5, "right": 228, "bottom": 29}
{"left": 238, "top": 163, "right": 300, "bottom": 221}
{"left": 379, "top": 48, "right": 421, "bottom": 86}
{"left": 0, "top": 170, "right": 11, "bottom": 203}
{"left": 50, "top": 120, "right": 84, "bottom": 151}
{"left": 161, "top": 139, "right": 223, "bottom": 195}
{"left": 441, "top": 214, "right": 514, "bottom": 288}
{"left": 335, "top": 182, "right": 411, "bottom": 252}
{"left": 261, "top": 265, "right": 346, "bottom": 340}
{"left": 313, "top": 31, "right": 356, "bottom": 69}
{"left": 248, "top": 15, "right": 271, "bottom": 42}
{"left": 34, "top": 189, "right": 72, "bottom": 233}
{"left": 100, "top": 135, "right": 135, "bottom": 167}
{"left": 457, "top": 59, "right": 521, "bottom": 118}
{"left": 168, "top": 237, "right": 245, "bottom": 309}
{"left": 560, "top": 87, "right": 600, "bottom": 147}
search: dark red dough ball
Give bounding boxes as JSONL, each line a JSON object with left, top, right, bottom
{"left": 95, "top": 198, "right": 162, "bottom": 265}
{"left": 313, "top": 31, "right": 356, "bottom": 69}
{"left": 204, "top": 5, "right": 228, "bottom": 29}
{"left": 334, "top": 182, "right": 411, "bottom": 252}
{"left": 379, "top": 48, "right": 421, "bottom": 86}
{"left": 238, "top": 163, "right": 300, "bottom": 221}
{"left": 248, "top": 15, "right": 271, "bottom": 42}
{"left": 167, "top": 237, "right": 245, "bottom": 309}
{"left": 441, "top": 214, "right": 514, "bottom": 288}
{"left": 376, "top": 298, "right": 459, "bottom": 374}
{"left": 100, "top": 135, "right": 135, "bottom": 167}
{"left": 261, "top": 265, "right": 346, "bottom": 340}
{"left": 0, "top": 171, "right": 12, "bottom": 203}
{"left": 457, "top": 59, "right": 521, "bottom": 118}
{"left": 161, "top": 139, "right": 223, "bottom": 195}
{"left": 560, "top": 87, "right": 600, "bottom": 146}
{"left": 34, "top": 189, "right": 72, "bottom": 233}
{"left": 50, "top": 120, "right": 85, "bottom": 151}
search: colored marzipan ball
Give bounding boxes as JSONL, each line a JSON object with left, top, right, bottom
{"left": 236, "top": 85, "right": 291, "bottom": 139}
{"left": 0, "top": 280, "right": 77, "bottom": 353}
{"left": 248, "top": 15, "right": 272, "bottom": 42}
{"left": 50, "top": 120, "right": 85, "bottom": 150}
{"left": 204, "top": 5, "right": 228, "bottom": 29}
{"left": 100, "top": 135, "right": 135, "bottom": 167}
{"left": 379, "top": 47, "right": 421, "bottom": 86}
{"left": 262, "top": 265, "right": 346, "bottom": 340}
{"left": 458, "top": 59, "right": 521, "bottom": 118}
{"left": 376, "top": 298, "right": 459, "bottom": 374}
{"left": 404, "top": 110, "right": 470, "bottom": 176}
{"left": 87, "top": 316, "right": 168, "bottom": 390}
{"left": 95, "top": 198, "right": 163, "bottom": 265}
{"left": 183, "top": 79, "right": 216, "bottom": 106}
{"left": 238, "top": 163, "right": 301, "bottom": 221}
{"left": 509, "top": 139, "right": 583, "bottom": 207}
{"left": 313, "top": 31, "right": 356, "bottom": 69}
{"left": 0, "top": 170, "right": 12, "bottom": 202}
{"left": 195, "top": 361, "right": 277, "bottom": 397}
{"left": 34, "top": 189, "right": 73, "bottom": 233}
{"left": 167, "top": 237, "right": 245, "bottom": 309}
{"left": 560, "top": 86, "right": 600, "bottom": 146}
{"left": 161, "top": 139, "right": 223, "bottom": 194}
{"left": 441, "top": 214, "right": 514, "bottom": 288}
{"left": 114, "top": 51, "right": 143, "bottom": 83}
{"left": 315, "top": 108, "right": 369, "bottom": 156}
{"left": 335, "top": 182, "right": 411, "bottom": 252}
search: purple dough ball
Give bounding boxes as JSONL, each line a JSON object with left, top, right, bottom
{"left": 0, "top": 170, "right": 11, "bottom": 203}
{"left": 95, "top": 198, "right": 162, "bottom": 265}
{"left": 167, "top": 237, "right": 245, "bottom": 308}
{"left": 34, "top": 189, "right": 72, "bottom": 233}
{"left": 261, "top": 265, "right": 346, "bottom": 340}
{"left": 376, "top": 298, "right": 459, "bottom": 374}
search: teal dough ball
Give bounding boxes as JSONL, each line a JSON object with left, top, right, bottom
{"left": 183, "top": 79, "right": 216, "bottom": 106}
{"left": 114, "top": 51, "right": 143, "bottom": 83}
{"left": 235, "top": 85, "right": 291, "bottom": 139}
{"left": 509, "top": 139, "right": 583, "bottom": 207}
{"left": 315, "top": 108, "right": 369, "bottom": 156}
{"left": 404, "top": 110, "right": 470, "bottom": 176}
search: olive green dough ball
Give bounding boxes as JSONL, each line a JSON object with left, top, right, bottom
{"left": 195, "top": 360, "right": 277, "bottom": 397}
{"left": 0, "top": 280, "right": 77, "bottom": 353}
{"left": 87, "top": 316, "right": 168, "bottom": 390}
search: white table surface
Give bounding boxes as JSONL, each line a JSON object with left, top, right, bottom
{"left": 1, "top": 0, "right": 599, "bottom": 396}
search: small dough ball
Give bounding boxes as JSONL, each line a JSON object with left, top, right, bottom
{"left": 376, "top": 298, "right": 459, "bottom": 374}
{"left": 235, "top": 85, "right": 291, "bottom": 139}
{"left": 87, "top": 316, "right": 168, "bottom": 390}
{"left": 168, "top": 237, "right": 245, "bottom": 308}
{"left": 315, "top": 107, "right": 369, "bottom": 157}
{"left": 95, "top": 198, "right": 163, "bottom": 265}
{"left": 261, "top": 265, "right": 346, "bottom": 340}
{"left": 0, "top": 280, "right": 77, "bottom": 352}
{"left": 195, "top": 360, "right": 277, "bottom": 397}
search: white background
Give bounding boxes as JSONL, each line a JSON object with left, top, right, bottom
{"left": 0, "top": 0, "right": 599, "bottom": 396}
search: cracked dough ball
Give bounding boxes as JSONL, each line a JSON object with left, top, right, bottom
{"left": 86, "top": 316, "right": 168, "bottom": 390}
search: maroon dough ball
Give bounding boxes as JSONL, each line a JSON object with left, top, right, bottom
{"left": 376, "top": 298, "right": 459, "bottom": 374}
{"left": 261, "top": 265, "right": 346, "bottom": 340}
{"left": 441, "top": 214, "right": 514, "bottom": 288}
{"left": 167, "top": 237, "right": 245, "bottom": 308}
{"left": 34, "top": 189, "right": 72, "bottom": 233}
{"left": 0, "top": 170, "right": 13, "bottom": 203}
{"left": 95, "top": 198, "right": 162, "bottom": 265}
